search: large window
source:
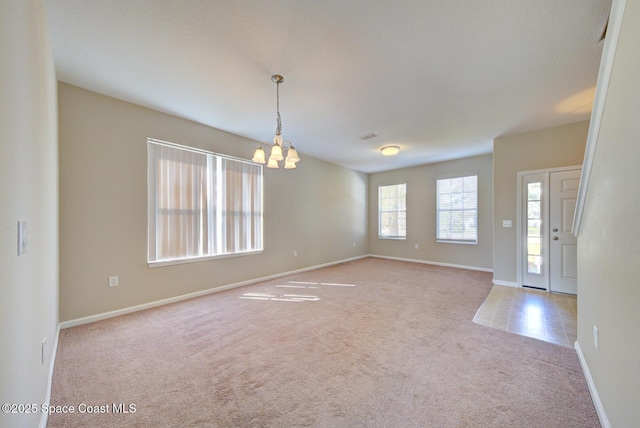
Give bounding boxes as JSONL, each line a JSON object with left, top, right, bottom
{"left": 147, "top": 139, "right": 263, "bottom": 265}
{"left": 437, "top": 175, "right": 477, "bottom": 244}
{"left": 378, "top": 183, "right": 406, "bottom": 239}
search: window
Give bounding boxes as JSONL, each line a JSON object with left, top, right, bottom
{"left": 378, "top": 183, "right": 406, "bottom": 239}
{"left": 526, "top": 181, "right": 542, "bottom": 274}
{"left": 147, "top": 139, "right": 263, "bottom": 265}
{"left": 437, "top": 175, "right": 477, "bottom": 243}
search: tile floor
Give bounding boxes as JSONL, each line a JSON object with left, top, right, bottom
{"left": 473, "top": 285, "right": 577, "bottom": 347}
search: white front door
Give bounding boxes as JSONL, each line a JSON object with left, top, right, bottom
{"left": 549, "top": 170, "right": 580, "bottom": 294}
{"left": 519, "top": 167, "right": 581, "bottom": 295}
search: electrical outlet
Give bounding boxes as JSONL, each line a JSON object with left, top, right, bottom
{"left": 41, "top": 339, "right": 47, "bottom": 364}
{"left": 293, "top": 250, "right": 298, "bottom": 258}
{"left": 415, "top": 244, "right": 419, "bottom": 249}
{"left": 353, "top": 242, "right": 356, "bottom": 248}
{"left": 502, "top": 220, "right": 513, "bottom": 228}
{"left": 593, "top": 325, "right": 599, "bottom": 349}
{"left": 109, "top": 276, "right": 119, "bottom": 287}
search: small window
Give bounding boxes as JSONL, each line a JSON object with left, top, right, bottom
{"left": 378, "top": 183, "right": 406, "bottom": 239}
{"left": 526, "top": 182, "right": 542, "bottom": 275}
{"left": 437, "top": 175, "right": 477, "bottom": 244}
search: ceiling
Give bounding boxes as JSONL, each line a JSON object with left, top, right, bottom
{"left": 45, "top": 0, "right": 611, "bottom": 173}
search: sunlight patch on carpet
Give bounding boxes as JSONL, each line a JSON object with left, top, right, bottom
{"left": 239, "top": 281, "right": 356, "bottom": 302}
{"left": 321, "top": 282, "right": 356, "bottom": 287}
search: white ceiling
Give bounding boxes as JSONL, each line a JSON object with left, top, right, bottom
{"left": 45, "top": 0, "right": 611, "bottom": 173}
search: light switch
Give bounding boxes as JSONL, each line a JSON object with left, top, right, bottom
{"left": 502, "top": 220, "right": 512, "bottom": 228}
{"left": 17, "top": 220, "right": 28, "bottom": 255}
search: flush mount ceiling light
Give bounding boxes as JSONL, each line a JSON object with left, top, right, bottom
{"left": 252, "top": 75, "right": 301, "bottom": 169}
{"left": 380, "top": 145, "right": 400, "bottom": 156}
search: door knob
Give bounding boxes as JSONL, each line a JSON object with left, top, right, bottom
{"left": 553, "top": 236, "right": 559, "bottom": 240}
{"left": 552, "top": 228, "right": 558, "bottom": 232}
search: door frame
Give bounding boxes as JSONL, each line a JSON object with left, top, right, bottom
{"left": 516, "top": 165, "right": 582, "bottom": 291}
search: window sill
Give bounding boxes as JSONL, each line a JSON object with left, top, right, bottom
{"left": 378, "top": 236, "right": 407, "bottom": 240}
{"left": 148, "top": 249, "right": 263, "bottom": 268}
{"left": 436, "top": 240, "right": 477, "bottom": 245}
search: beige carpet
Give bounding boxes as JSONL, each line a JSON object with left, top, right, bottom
{"left": 48, "top": 258, "right": 599, "bottom": 427}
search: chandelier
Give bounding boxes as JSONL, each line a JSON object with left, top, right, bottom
{"left": 252, "top": 75, "right": 301, "bottom": 169}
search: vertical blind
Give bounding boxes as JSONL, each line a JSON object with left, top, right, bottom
{"left": 148, "top": 139, "right": 263, "bottom": 264}
{"left": 436, "top": 175, "right": 478, "bottom": 243}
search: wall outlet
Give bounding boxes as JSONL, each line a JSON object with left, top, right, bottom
{"left": 593, "top": 325, "right": 599, "bottom": 349}
{"left": 109, "top": 276, "right": 119, "bottom": 287}
{"left": 41, "top": 338, "right": 47, "bottom": 364}
{"left": 415, "top": 244, "right": 419, "bottom": 249}
{"left": 353, "top": 242, "right": 356, "bottom": 248}
{"left": 293, "top": 250, "right": 298, "bottom": 258}
{"left": 502, "top": 220, "right": 513, "bottom": 228}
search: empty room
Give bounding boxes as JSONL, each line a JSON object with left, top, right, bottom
{"left": 1, "top": 0, "right": 639, "bottom": 427}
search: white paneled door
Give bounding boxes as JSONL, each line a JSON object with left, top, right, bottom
{"left": 549, "top": 170, "right": 580, "bottom": 295}
{"left": 520, "top": 167, "right": 580, "bottom": 295}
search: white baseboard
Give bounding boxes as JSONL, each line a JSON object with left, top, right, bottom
{"left": 39, "top": 323, "right": 60, "bottom": 428}
{"left": 368, "top": 254, "right": 493, "bottom": 273}
{"left": 492, "top": 279, "right": 519, "bottom": 288}
{"left": 575, "top": 340, "right": 610, "bottom": 428}
{"left": 60, "top": 255, "right": 368, "bottom": 329}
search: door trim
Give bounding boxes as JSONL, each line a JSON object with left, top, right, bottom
{"left": 516, "top": 165, "right": 582, "bottom": 291}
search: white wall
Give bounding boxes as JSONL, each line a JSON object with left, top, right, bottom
{"left": 0, "top": 1, "right": 59, "bottom": 427}
{"left": 577, "top": 0, "right": 640, "bottom": 425}
{"left": 368, "top": 154, "right": 493, "bottom": 270}
{"left": 58, "top": 83, "right": 368, "bottom": 322}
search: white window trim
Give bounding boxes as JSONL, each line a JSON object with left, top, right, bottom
{"left": 378, "top": 183, "right": 407, "bottom": 240}
{"left": 436, "top": 174, "right": 478, "bottom": 245}
{"left": 147, "top": 138, "right": 263, "bottom": 267}
{"left": 148, "top": 249, "right": 263, "bottom": 268}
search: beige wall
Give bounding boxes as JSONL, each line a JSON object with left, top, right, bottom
{"left": 368, "top": 154, "right": 493, "bottom": 270}
{"left": 492, "top": 121, "right": 588, "bottom": 284}
{"left": 577, "top": 1, "right": 640, "bottom": 425}
{"left": 0, "top": 1, "right": 59, "bottom": 427}
{"left": 59, "top": 83, "right": 368, "bottom": 322}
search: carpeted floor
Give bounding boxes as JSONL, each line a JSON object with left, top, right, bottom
{"left": 48, "top": 258, "right": 599, "bottom": 427}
